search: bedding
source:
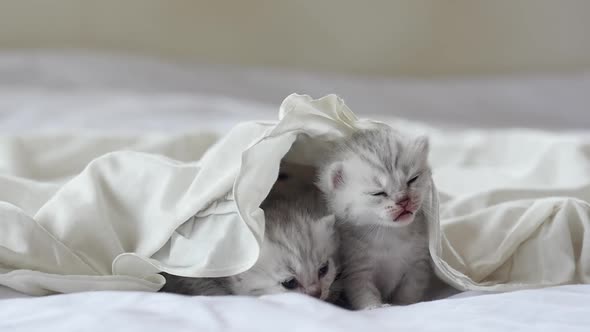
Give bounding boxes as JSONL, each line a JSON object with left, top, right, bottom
{"left": 0, "top": 53, "right": 589, "bottom": 331}
{"left": 1, "top": 285, "right": 589, "bottom": 332}
{"left": 1, "top": 93, "right": 588, "bottom": 294}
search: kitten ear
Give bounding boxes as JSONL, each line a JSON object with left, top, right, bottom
{"left": 330, "top": 162, "right": 345, "bottom": 189}
{"left": 414, "top": 136, "right": 430, "bottom": 155}
{"left": 318, "top": 162, "right": 345, "bottom": 192}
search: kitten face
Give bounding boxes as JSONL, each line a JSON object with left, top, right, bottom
{"left": 318, "top": 129, "right": 431, "bottom": 228}
{"left": 229, "top": 203, "right": 339, "bottom": 300}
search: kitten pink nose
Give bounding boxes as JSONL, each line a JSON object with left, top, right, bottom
{"left": 305, "top": 286, "right": 322, "bottom": 298}
{"left": 396, "top": 196, "right": 410, "bottom": 207}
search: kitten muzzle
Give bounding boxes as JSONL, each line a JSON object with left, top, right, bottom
{"left": 304, "top": 286, "right": 322, "bottom": 299}
{"left": 393, "top": 197, "right": 418, "bottom": 222}
{"left": 393, "top": 210, "right": 414, "bottom": 222}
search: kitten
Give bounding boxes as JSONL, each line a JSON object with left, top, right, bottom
{"left": 317, "top": 126, "right": 433, "bottom": 310}
{"left": 160, "top": 189, "right": 340, "bottom": 301}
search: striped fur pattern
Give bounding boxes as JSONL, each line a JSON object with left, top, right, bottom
{"left": 317, "top": 126, "right": 433, "bottom": 310}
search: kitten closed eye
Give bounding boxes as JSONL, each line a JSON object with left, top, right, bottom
{"left": 371, "top": 191, "right": 388, "bottom": 197}
{"left": 407, "top": 175, "right": 419, "bottom": 185}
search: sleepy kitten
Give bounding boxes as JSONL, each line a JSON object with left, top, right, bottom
{"left": 161, "top": 190, "right": 340, "bottom": 301}
{"left": 317, "top": 126, "right": 433, "bottom": 310}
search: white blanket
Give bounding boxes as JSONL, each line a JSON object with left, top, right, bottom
{"left": 409, "top": 120, "right": 590, "bottom": 291}
{"left": 0, "top": 94, "right": 588, "bottom": 296}
{"left": 0, "top": 94, "right": 386, "bottom": 295}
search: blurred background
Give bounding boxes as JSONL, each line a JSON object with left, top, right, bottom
{"left": 2, "top": 0, "right": 590, "bottom": 76}
{"left": 0, "top": 0, "right": 589, "bottom": 131}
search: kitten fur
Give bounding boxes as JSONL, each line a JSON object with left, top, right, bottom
{"left": 317, "top": 126, "right": 433, "bottom": 310}
{"left": 160, "top": 188, "right": 340, "bottom": 301}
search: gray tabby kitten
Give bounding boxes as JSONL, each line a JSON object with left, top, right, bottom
{"left": 161, "top": 189, "right": 340, "bottom": 300}
{"left": 317, "top": 126, "right": 433, "bottom": 310}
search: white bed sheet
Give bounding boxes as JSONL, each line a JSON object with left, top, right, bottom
{"left": 0, "top": 285, "right": 588, "bottom": 332}
{"left": 0, "top": 52, "right": 589, "bottom": 331}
